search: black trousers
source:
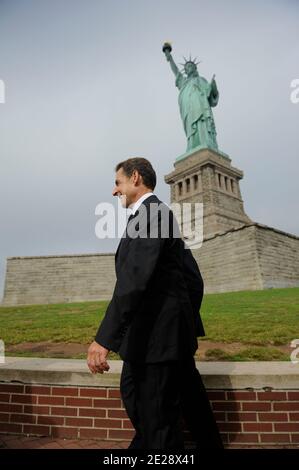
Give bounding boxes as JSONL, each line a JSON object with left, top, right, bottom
{"left": 120, "top": 354, "right": 223, "bottom": 450}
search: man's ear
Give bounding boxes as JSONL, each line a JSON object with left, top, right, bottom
{"left": 132, "top": 170, "right": 142, "bottom": 186}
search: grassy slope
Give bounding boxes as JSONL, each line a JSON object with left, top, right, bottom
{"left": 0, "top": 287, "right": 298, "bottom": 361}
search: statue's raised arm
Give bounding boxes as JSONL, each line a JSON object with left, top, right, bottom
{"left": 162, "top": 43, "right": 180, "bottom": 78}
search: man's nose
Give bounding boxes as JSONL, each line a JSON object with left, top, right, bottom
{"left": 112, "top": 187, "right": 119, "bottom": 197}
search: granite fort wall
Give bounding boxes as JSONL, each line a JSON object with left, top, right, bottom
{"left": 193, "top": 224, "right": 262, "bottom": 293}
{"left": 2, "top": 253, "right": 116, "bottom": 306}
{"left": 2, "top": 224, "right": 299, "bottom": 306}
{"left": 255, "top": 224, "right": 299, "bottom": 289}
{"left": 193, "top": 223, "right": 299, "bottom": 294}
{"left": 0, "top": 359, "right": 299, "bottom": 447}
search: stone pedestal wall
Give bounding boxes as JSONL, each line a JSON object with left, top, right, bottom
{"left": 164, "top": 148, "right": 252, "bottom": 238}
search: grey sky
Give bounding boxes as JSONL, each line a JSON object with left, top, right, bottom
{"left": 0, "top": 0, "right": 298, "bottom": 301}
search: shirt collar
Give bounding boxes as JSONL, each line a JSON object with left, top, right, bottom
{"left": 130, "top": 192, "right": 154, "bottom": 215}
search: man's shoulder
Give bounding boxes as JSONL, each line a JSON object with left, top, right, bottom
{"left": 142, "top": 195, "right": 170, "bottom": 210}
{"left": 142, "top": 197, "right": 174, "bottom": 221}
{"left": 135, "top": 196, "right": 180, "bottom": 239}
{"left": 141, "top": 195, "right": 170, "bottom": 213}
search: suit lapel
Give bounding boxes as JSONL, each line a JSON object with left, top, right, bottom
{"left": 115, "top": 195, "right": 160, "bottom": 267}
{"left": 115, "top": 213, "right": 134, "bottom": 265}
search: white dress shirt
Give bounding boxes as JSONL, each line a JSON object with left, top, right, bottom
{"left": 130, "top": 192, "right": 154, "bottom": 215}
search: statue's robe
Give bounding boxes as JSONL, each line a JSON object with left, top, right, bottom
{"left": 175, "top": 72, "right": 219, "bottom": 151}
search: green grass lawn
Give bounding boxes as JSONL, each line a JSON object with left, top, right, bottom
{"left": 0, "top": 287, "right": 298, "bottom": 361}
{"left": 201, "top": 287, "right": 299, "bottom": 345}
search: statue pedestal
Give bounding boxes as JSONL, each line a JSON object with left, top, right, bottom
{"left": 175, "top": 144, "right": 231, "bottom": 163}
{"left": 164, "top": 147, "right": 252, "bottom": 238}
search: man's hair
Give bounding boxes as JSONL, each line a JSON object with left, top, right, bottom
{"left": 115, "top": 157, "right": 156, "bottom": 190}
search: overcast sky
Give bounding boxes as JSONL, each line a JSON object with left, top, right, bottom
{"left": 0, "top": 0, "right": 298, "bottom": 301}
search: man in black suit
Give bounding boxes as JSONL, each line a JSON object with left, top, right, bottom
{"left": 87, "top": 157, "right": 223, "bottom": 449}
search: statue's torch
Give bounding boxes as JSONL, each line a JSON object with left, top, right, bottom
{"left": 162, "top": 42, "right": 172, "bottom": 54}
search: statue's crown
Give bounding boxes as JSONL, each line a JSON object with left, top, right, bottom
{"left": 180, "top": 54, "right": 201, "bottom": 67}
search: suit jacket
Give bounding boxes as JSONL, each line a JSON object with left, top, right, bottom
{"left": 95, "top": 194, "right": 205, "bottom": 363}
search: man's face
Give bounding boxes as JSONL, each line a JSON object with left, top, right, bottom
{"left": 112, "top": 168, "right": 137, "bottom": 208}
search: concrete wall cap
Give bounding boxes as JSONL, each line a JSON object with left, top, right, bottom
{"left": 1, "top": 358, "right": 299, "bottom": 389}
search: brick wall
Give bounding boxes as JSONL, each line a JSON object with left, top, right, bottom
{"left": 1, "top": 359, "right": 299, "bottom": 447}
{"left": 210, "top": 389, "right": 299, "bottom": 446}
{"left": 0, "top": 383, "right": 133, "bottom": 441}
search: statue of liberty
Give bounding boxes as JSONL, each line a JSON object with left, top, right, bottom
{"left": 163, "top": 42, "right": 219, "bottom": 152}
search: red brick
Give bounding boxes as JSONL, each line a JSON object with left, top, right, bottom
{"left": 38, "top": 415, "right": 64, "bottom": 426}
{"left": 93, "top": 399, "right": 122, "bottom": 409}
{"left": 0, "top": 403, "right": 23, "bottom": 413}
{"left": 51, "top": 426, "right": 78, "bottom": 439}
{"left": 227, "top": 412, "right": 257, "bottom": 422}
{"left": 0, "top": 394, "right": 10, "bottom": 403}
{"left": 228, "top": 433, "right": 259, "bottom": 443}
{"left": 260, "top": 433, "right": 290, "bottom": 443}
{"left": 242, "top": 402, "right": 271, "bottom": 411}
{"left": 274, "top": 423, "right": 299, "bottom": 432}
{"left": 11, "top": 395, "right": 37, "bottom": 404}
{"left": 79, "top": 428, "right": 107, "bottom": 439}
{"left": 65, "top": 417, "right": 93, "bottom": 427}
{"left": 108, "top": 389, "right": 121, "bottom": 399}
{"left": 207, "top": 391, "right": 226, "bottom": 401}
{"left": 243, "top": 423, "right": 272, "bottom": 432}
{"left": 11, "top": 394, "right": 37, "bottom": 404}
{"left": 0, "top": 413, "right": 9, "bottom": 422}
{"left": 0, "top": 384, "right": 24, "bottom": 394}
{"left": 291, "top": 434, "right": 299, "bottom": 443}
{"left": 273, "top": 402, "right": 299, "bottom": 411}
{"left": 122, "top": 420, "right": 134, "bottom": 430}
{"left": 79, "top": 388, "right": 107, "bottom": 398}
{"left": 108, "top": 409, "right": 128, "bottom": 419}
{"left": 0, "top": 422, "right": 22, "bottom": 433}
{"left": 218, "top": 422, "right": 242, "bottom": 432}
{"left": 65, "top": 397, "right": 92, "bottom": 407}
{"left": 214, "top": 412, "right": 226, "bottom": 422}
{"left": 51, "top": 406, "right": 77, "bottom": 416}
{"left": 227, "top": 391, "right": 256, "bottom": 401}
{"left": 25, "top": 386, "right": 51, "bottom": 395}
{"left": 10, "top": 413, "right": 36, "bottom": 424}
{"left": 38, "top": 396, "right": 64, "bottom": 406}
{"left": 288, "top": 392, "right": 299, "bottom": 401}
{"left": 257, "top": 391, "right": 287, "bottom": 401}
{"left": 258, "top": 412, "right": 288, "bottom": 422}
{"left": 23, "top": 424, "right": 50, "bottom": 436}
{"left": 212, "top": 402, "right": 241, "bottom": 411}
{"left": 52, "top": 387, "right": 78, "bottom": 396}
{"left": 108, "top": 429, "right": 134, "bottom": 440}
{"left": 24, "top": 405, "right": 50, "bottom": 415}
{"left": 79, "top": 408, "right": 106, "bottom": 418}
{"left": 94, "top": 418, "right": 122, "bottom": 429}
{"left": 289, "top": 413, "right": 299, "bottom": 421}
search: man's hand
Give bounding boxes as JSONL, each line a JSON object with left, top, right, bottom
{"left": 87, "top": 341, "right": 110, "bottom": 374}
